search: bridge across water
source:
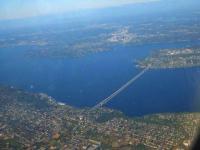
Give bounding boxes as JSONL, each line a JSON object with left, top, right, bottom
{"left": 92, "top": 67, "right": 149, "bottom": 109}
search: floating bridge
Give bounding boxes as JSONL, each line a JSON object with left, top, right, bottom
{"left": 92, "top": 67, "right": 149, "bottom": 109}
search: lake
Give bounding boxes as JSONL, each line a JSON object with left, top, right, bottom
{"left": 0, "top": 41, "right": 200, "bottom": 116}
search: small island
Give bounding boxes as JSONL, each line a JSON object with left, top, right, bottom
{"left": 138, "top": 47, "right": 200, "bottom": 69}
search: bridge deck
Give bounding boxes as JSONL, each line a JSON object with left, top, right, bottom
{"left": 92, "top": 67, "right": 149, "bottom": 109}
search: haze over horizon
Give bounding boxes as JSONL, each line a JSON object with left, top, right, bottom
{"left": 0, "top": 0, "right": 161, "bottom": 20}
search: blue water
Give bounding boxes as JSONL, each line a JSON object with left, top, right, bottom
{"left": 0, "top": 42, "right": 200, "bottom": 116}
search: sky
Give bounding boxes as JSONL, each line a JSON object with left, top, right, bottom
{"left": 0, "top": 0, "right": 159, "bottom": 20}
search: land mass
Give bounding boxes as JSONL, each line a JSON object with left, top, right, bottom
{"left": 137, "top": 47, "right": 200, "bottom": 69}
{"left": 0, "top": 86, "right": 199, "bottom": 149}
{"left": 1, "top": 10, "right": 200, "bottom": 58}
